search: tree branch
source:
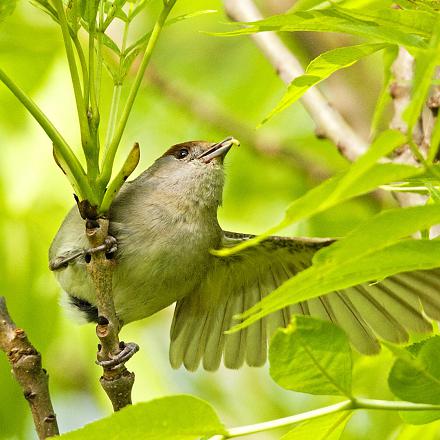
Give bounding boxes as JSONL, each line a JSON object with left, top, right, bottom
{"left": 84, "top": 218, "right": 136, "bottom": 412}
{"left": 0, "top": 297, "right": 59, "bottom": 439}
{"left": 222, "top": 0, "right": 368, "bottom": 162}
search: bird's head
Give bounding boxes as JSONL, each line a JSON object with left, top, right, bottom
{"left": 145, "top": 137, "right": 239, "bottom": 210}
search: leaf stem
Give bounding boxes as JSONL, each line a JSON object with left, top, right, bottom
{"left": 72, "top": 34, "right": 89, "bottom": 104}
{"left": 53, "top": 0, "right": 91, "bottom": 150}
{"left": 226, "top": 400, "right": 353, "bottom": 438}
{"left": 96, "top": 0, "right": 105, "bottom": 103}
{"left": 0, "top": 68, "right": 95, "bottom": 203}
{"left": 211, "top": 398, "right": 440, "bottom": 439}
{"left": 99, "top": 0, "right": 177, "bottom": 188}
{"left": 352, "top": 397, "right": 440, "bottom": 412}
{"left": 104, "top": 84, "right": 122, "bottom": 152}
{"left": 103, "top": 8, "right": 131, "bottom": 154}
{"left": 86, "top": 0, "right": 100, "bottom": 182}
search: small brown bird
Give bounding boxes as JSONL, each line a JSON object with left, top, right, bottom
{"left": 49, "top": 137, "right": 440, "bottom": 371}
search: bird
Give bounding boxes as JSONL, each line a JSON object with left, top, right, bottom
{"left": 49, "top": 137, "right": 440, "bottom": 372}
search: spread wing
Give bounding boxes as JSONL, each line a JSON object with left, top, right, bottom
{"left": 169, "top": 231, "right": 440, "bottom": 372}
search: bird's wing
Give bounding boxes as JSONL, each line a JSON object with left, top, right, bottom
{"left": 169, "top": 231, "right": 440, "bottom": 372}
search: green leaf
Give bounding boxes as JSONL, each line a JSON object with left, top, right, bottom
{"left": 0, "top": 0, "right": 17, "bottom": 23}
{"left": 397, "top": 0, "right": 440, "bottom": 12}
{"left": 427, "top": 113, "right": 440, "bottom": 162}
{"left": 331, "top": 6, "right": 436, "bottom": 38}
{"left": 166, "top": 9, "right": 217, "bottom": 26}
{"left": 370, "top": 45, "right": 399, "bottom": 137}
{"left": 270, "top": 316, "right": 352, "bottom": 396}
{"left": 389, "top": 336, "right": 440, "bottom": 424}
{"left": 216, "top": 8, "right": 427, "bottom": 49}
{"left": 214, "top": 131, "right": 418, "bottom": 257}
{"left": 56, "top": 395, "right": 226, "bottom": 439}
{"left": 282, "top": 411, "right": 352, "bottom": 440}
{"left": 324, "top": 130, "right": 405, "bottom": 205}
{"left": 396, "top": 422, "right": 440, "bottom": 439}
{"left": 314, "top": 204, "right": 440, "bottom": 265}
{"left": 262, "top": 43, "right": 389, "bottom": 124}
{"left": 100, "top": 142, "right": 140, "bottom": 213}
{"left": 288, "top": 0, "right": 329, "bottom": 12}
{"left": 101, "top": 33, "right": 121, "bottom": 55}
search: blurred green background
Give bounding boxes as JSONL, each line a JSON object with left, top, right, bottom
{"left": 0, "top": 1, "right": 438, "bottom": 439}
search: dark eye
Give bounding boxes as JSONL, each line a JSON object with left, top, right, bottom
{"left": 176, "top": 148, "right": 189, "bottom": 159}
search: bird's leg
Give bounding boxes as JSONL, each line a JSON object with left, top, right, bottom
{"left": 49, "top": 236, "right": 118, "bottom": 271}
{"left": 49, "top": 250, "right": 84, "bottom": 271}
{"left": 96, "top": 341, "right": 140, "bottom": 369}
{"left": 87, "top": 235, "right": 118, "bottom": 259}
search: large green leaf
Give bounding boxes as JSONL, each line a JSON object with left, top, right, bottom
{"left": 289, "top": 0, "right": 330, "bottom": 11}
{"left": 395, "top": 422, "right": 440, "bottom": 439}
{"left": 228, "top": 204, "right": 440, "bottom": 331}
{"left": 388, "top": 337, "right": 440, "bottom": 424}
{"left": 214, "top": 130, "right": 417, "bottom": 257}
{"left": 330, "top": 6, "right": 436, "bottom": 38}
{"left": 270, "top": 316, "right": 353, "bottom": 396}
{"left": 262, "top": 43, "right": 389, "bottom": 124}
{"left": 56, "top": 395, "right": 226, "bottom": 440}
{"left": 0, "top": 0, "right": 17, "bottom": 23}
{"left": 282, "top": 411, "right": 352, "bottom": 440}
{"left": 216, "top": 8, "right": 427, "bottom": 49}
{"left": 314, "top": 204, "right": 440, "bottom": 265}
{"left": 397, "top": 0, "right": 440, "bottom": 12}
{"left": 324, "top": 130, "right": 404, "bottom": 205}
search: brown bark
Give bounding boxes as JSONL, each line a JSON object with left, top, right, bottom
{"left": 85, "top": 218, "right": 135, "bottom": 412}
{"left": 0, "top": 297, "right": 59, "bottom": 439}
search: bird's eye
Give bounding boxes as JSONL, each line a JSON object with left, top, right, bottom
{"left": 176, "top": 148, "right": 189, "bottom": 159}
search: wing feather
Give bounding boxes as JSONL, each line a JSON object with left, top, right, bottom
{"left": 169, "top": 232, "right": 439, "bottom": 371}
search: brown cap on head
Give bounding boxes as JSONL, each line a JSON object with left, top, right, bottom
{"left": 162, "top": 137, "right": 239, "bottom": 163}
{"left": 162, "top": 141, "right": 212, "bottom": 160}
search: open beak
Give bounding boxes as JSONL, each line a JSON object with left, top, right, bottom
{"left": 197, "top": 136, "right": 240, "bottom": 163}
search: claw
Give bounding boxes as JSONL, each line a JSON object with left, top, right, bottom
{"left": 49, "top": 235, "right": 118, "bottom": 271}
{"left": 96, "top": 342, "right": 139, "bottom": 369}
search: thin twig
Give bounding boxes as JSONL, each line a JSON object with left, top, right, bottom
{"left": 387, "top": 47, "right": 440, "bottom": 236}
{"left": 390, "top": 47, "right": 414, "bottom": 137}
{"left": 85, "top": 218, "right": 136, "bottom": 411}
{"left": 0, "top": 297, "right": 59, "bottom": 439}
{"left": 223, "top": 0, "right": 368, "bottom": 162}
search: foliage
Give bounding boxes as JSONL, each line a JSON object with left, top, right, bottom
{"left": 51, "top": 316, "right": 440, "bottom": 438}
{"left": 0, "top": 0, "right": 210, "bottom": 213}
{"left": 56, "top": 395, "right": 226, "bottom": 439}
{"left": 2, "top": 0, "right": 440, "bottom": 439}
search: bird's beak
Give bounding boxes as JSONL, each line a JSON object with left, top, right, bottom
{"left": 197, "top": 136, "right": 240, "bottom": 163}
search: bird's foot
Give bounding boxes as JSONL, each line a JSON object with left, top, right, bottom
{"left": 96, "top": 342, "right": 139, "bottom": 369}
{"left": 49, "top": 235, "right": 118, "bottom": 271}
{"left": 87, "top": 235, "right": 118, "bottom": 259}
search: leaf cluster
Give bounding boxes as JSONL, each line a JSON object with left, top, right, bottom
{"left": 54, "top": 316, "right": 440, "bottom": 439}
